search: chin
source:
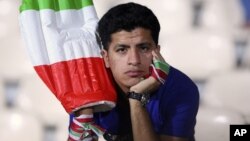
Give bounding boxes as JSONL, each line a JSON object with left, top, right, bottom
{"left": 126, "top": 78, "right": 142, "bottom": 87}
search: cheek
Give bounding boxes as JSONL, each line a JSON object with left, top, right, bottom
{"left": 142, "top": 54, "right": 153, "bottom": 65}
{"left": 109, "top": 57, "right": 124, "bottom": 76}
{"left": 141, "top": 59, "right": 152, "bottom": 75}
{"left": 142, "top": 55, "right": 153, "bottom": 73}
{"left": 145, "top": 61, "right": 152, "bottom": 73}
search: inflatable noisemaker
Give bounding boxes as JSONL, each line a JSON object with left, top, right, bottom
{"left": 19, "top": 0, "right": 117, "bottom": 114}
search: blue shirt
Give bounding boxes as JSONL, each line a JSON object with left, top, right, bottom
{"left": 241, "top": 0, "right": 250, "bottom": 22}
{"left": 70, "top": 67, "right": 199, "bottom": 140}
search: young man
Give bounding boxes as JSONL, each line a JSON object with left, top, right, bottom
{"left": 70, "top": 2, "right": 199, "bottom": 141}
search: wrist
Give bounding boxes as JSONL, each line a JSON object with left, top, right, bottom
{"left": 128, "top": 98, "right": 141, "bottom": 106}
{"left": 127, "top": 91, "right": 150, "bottom": 107}
{"left": 74, "top": 108, "right": 93, "bottom": 116}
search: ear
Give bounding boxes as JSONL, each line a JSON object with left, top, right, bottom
{"left": 101, "top": 49, "right": 110, "bottom": 68}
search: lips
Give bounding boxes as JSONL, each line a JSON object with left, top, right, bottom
{"left": 125, "top": 70, "right": 144, "bottom": 77}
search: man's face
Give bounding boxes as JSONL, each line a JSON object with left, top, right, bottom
{"left": 102, "top": 27, "right": 159, "bottom": 93}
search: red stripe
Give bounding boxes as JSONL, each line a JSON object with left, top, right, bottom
{"left": 70, "top": 121, "right": 83, "bottom": 133}
{"left": 68, "top": 136, "right": 75, "bottom": 141}
{"left": 68, "top": 136, "right": 79, "bottom": 141}
{"left": 76, "top": 117, "right": 93, "bottom": 123}
{"left": 156, "top": 69, "right": 167, "bottom": 79}
{"left": 152, "top": 69, "right": 167, "bottom": 81}
{"left": 34, "top": 57, "right": 117, "bottom": 113}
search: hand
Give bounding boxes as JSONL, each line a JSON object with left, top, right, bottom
{"left": 130, "top": 50, "right": 169, "bottom": 94}
{"left": 150, "top": 49, "right": 169, "bottom": 84}
{"left": 68, "top": 114, "right": 104, "bottom": 141}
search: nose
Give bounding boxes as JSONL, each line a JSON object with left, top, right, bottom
{"left": 128, "top": 48, "right": 141, "bottom": 66}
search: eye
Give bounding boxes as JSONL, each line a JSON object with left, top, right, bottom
{"left": 139, "top": 45, "right": 151, "bottom": 53}
{"left": 116, "top": 47, "right": 127, "bottom": 54}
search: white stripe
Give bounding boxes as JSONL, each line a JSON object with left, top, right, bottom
{"left": 73, "top": 118, "right": 84, "bottom": 128}
{"left": 69, "top": 133, "right": 81, "bottom": 141}
{"left": 72, "top": 101, "right": 116, "bottom": 113}
{"left": 82, "top": 136, "right": 95, "bottom": 141}
{"left": 19, "top": 6, "right": 101, "bottom": 66}
{"left": 151, "top": 64, "right": 165, "bottom": 84}
{"left": 76, "top": 114, "right": 93, "bottom": 119}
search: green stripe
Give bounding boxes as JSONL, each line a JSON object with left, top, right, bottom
{"left": 82, "top": 123, "right": 91, "bottom": 130}
{"left": 70, "top": 129, "right": 82, "bottom": 137}
{"left": 89, "top": 124, "right": 105, "bottom": 136}
{"left": 20, "top": 0, "right": 93, "bottom": 12}
{"left": 153, "top": 60, "right": 170, "bottom": 74}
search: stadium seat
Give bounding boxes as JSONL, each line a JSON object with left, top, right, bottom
{"left": 16, "top": 74, "right": 68, "bottom": 126}
{"left": 0, "top": 109, "right": 43, "bottom": 141}
{"left": 0, "top": 74, "right": 22, "bottom": 112}
{"left": 150, "top": 0, "right": 193, "bottom": 35}
{"left": 200, "top": 0, "right": 244, "bottom": 33}
{"left": 54, "top": 114, "right": 69, "bottom": 141}
{"left": 242, "top": 40, "right": 250, "bottom": 68}
{"left": 94, "top": 0, "right": 193, "bottom": 35}
{"left": 0, "top": 0, "right": 33, "bottom": 78}
{"left": 15, "top": 74, "right": 69, "bottom": 141}
{"left": 159, "top": 30, "right": 236, "bottom": 81}
{"left": 0, "top": 36, "right": 34, "bottom": 78}
{"left": 201, "top": 70, "right": 250, "bottom": 123}
{"left": 195, "top": 105, "right": 246, "bottom": 141}
{"left": 0, "top": 0, "right": 20, "bottom": 38}
{"left": 0, "top": 78, "right": 4, "bottom": 111}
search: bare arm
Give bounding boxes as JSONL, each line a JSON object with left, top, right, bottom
{"left": 129, "top": 97, "right": 159, "bottom": 141}
{"left": 129, "top": 77, "right": 189, "bottom": 141}
{"left": 128, "top": 77, "right": 158, "bottom": 141}
{"left": 129, "top": 96, "right": 189, "bottom": 141}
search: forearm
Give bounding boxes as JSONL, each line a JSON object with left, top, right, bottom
{"left": 129, "top": 99, "right": 159, "bottom": 141}
{"left": 129, "top": 99, "right": 190, "bottom": 141}
{"left": 128, "top": 77, "right": 159, "bottom": 141}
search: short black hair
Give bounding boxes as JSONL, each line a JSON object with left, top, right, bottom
{"left": 97, "top": 2, "right": 160, "bottom": 50}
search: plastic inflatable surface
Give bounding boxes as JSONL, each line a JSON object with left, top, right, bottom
{"left": 19, "top": 0, "right": 117, "bottom": 114}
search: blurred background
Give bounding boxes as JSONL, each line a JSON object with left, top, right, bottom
{"left": 0, "top": 0, "right": 250, "bottom": 141}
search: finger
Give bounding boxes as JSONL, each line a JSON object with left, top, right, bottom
{"left": 68, "top": 114, "right": 105, "bottom": 141}
{"left": 150, "top": 49, "right": 170, "bottom": 84}
{"left": 152, "top": 50, "right": 158, "bottom": 61}
{"left": 140, "top": 77, "right": 145, "bottom": 81}
{"left": 152, "top": 50, "right": 166, "bottom": 63}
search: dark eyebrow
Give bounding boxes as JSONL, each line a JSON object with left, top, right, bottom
{"left": 115, "top": 44, "right": 130, "bottom": 48}
{"left": 136, "top": 42, "right": 153, "bottom": 47}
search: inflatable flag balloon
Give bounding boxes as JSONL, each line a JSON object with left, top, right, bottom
{"left": 19, "top": 0, "right": 117, "bottom": 114}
